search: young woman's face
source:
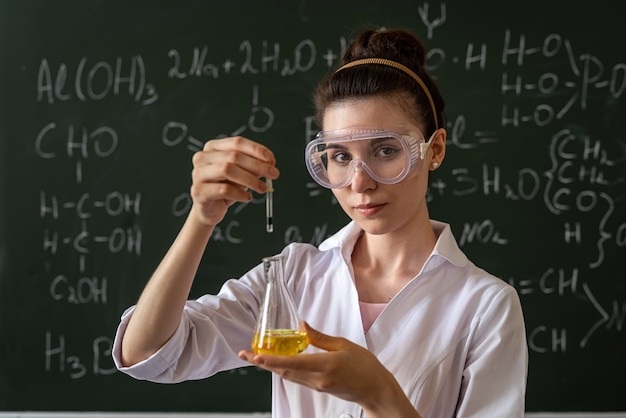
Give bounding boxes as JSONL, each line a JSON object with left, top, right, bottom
{"left": 322, "top": 97, "right": 435, "bottom": 236}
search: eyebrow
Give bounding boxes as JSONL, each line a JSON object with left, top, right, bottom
{"left": 324, "top": 136, "right": 398, "bottom": 147}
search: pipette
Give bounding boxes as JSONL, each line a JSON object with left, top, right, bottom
{"left": 266, "top": 178, "right": 274, "bottom": 233}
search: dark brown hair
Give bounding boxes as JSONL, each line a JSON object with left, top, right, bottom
{"left": 313, "top": 28, "right": 445, "bottom": 137}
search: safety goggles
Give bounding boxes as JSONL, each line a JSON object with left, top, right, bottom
{"left": 305, "top": 128, "right": 434, "bottom": 189}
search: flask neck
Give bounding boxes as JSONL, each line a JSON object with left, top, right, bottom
{"left": 262, "top": 255, "right": 284, "bottom": 284}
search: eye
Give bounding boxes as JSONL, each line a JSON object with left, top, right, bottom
{"left": 374, "top": 142, "right": 401, "bottom": 159}
{"left": 328, "top": 150, "right": 351, "bottom": 164}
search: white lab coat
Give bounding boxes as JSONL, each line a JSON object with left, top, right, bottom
{"left": 113, "top": 220, "right": 528, "bottom": 418}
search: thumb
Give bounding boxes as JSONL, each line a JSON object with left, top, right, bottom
{"left": 303, "top": 321, "right": 344, "bottom": 352}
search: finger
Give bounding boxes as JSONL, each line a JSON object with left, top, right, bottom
{"left": 192, "top": 162, "right": 264, "bottom": 195}
{"left": 194, "top": 146, "right": 278, "bottom": 179}
{"left": 239, "top": 349, "right": 343, "bottom": 395}
{"left": 237, "top": 351, "right": 294, "bottom": 375}
{"left": 303, "top": 321, "right": 346, "bottom": 352}
{"left": 203, "top": 136, "right": 276, "bottom": 165}
{"left": 193, "top": 143, "right": 280, "bottom": 190}
{"left": 192, "top": 153, "right": 275, "bottom": 194}
{"left": 191, "top": 181, "right": 252, "bottom": 206}
{"left": 239, "top": 347, "right": 314, "bottom": 370}
{"left": 238, "top": 350, "right": 257, "bottom": 363}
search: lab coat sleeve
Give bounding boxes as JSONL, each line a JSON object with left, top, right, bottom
{"left": 456, "top": 286, "right": 528, "bottom": 417}
{"left": 112, "top": 276, "right": 263, "bottom": 383}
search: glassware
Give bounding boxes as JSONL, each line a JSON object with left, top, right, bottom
{"left": 252, "top": 255, "right": 308, "bottom": 356}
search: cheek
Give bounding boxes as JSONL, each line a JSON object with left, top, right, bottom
{"left": 413, "top": 159, "right": 431, "bottom": 178}
{"left": 394, "top": 175, "right": 430, "bottom": 208}
{"left": 403, "top": 166, "right": 430, "bottom": 190}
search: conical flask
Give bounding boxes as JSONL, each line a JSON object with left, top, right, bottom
{"left": 252, "top": 255, "right": 308, "bottom": 355}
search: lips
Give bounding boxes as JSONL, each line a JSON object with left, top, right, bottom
{"left": 354, "top": 203, "right": 385, "bottom": 216}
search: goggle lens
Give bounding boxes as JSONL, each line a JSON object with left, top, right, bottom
{"left": 305, "top": 129, "right": 428, "bottom": 189}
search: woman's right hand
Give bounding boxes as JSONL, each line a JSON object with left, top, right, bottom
{"left": 190, "top": 136, "right": 279, "bottom": 226}
{"left": 120, "top": 135, "right": 278, "bottom": 367}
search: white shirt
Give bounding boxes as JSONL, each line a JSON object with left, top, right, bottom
{"left": 113, "top": 220, "right": 528, "bottom": 418}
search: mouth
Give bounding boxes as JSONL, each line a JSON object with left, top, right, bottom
{"left": 354, "top": 203, "right": 385, "bottom": 216}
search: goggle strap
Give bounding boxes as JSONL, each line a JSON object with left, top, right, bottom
{"left": 419, "top": 131, "right": 437, "bottom": 159}
{"left": 419, "top": 142, "right": 429, "bottom": 160}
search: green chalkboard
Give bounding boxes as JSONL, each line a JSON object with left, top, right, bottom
{"left": 1, "top": 0, "right": 625, "bottom": 413}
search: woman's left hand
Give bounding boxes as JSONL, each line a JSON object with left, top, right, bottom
{"left": 238, "top": 322, "right": 421, "bottom": 418}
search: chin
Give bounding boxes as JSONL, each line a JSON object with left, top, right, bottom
{"left": 353, "top": 217, "right": 392, "bottom": 235}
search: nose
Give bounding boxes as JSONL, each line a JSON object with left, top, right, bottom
{"left": 349, "top": 162, "right": 377, "bottom": 192}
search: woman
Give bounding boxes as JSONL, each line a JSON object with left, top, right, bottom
{"left": 113, "top": 28, "right": 528, "bottom": 417}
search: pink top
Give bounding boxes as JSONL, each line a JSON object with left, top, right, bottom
{"left": 359, "top": 301, "right": 387, "bottom": 333}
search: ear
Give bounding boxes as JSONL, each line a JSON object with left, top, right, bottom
{"left": 429, "top": 128, "right": 446, "bottom": 170}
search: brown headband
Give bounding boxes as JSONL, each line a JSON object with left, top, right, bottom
{"left": 335, "top": 58, "right": 439, "bottom": 130}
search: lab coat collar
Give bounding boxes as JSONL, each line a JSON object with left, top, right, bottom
{"left": 318, "top": 220, "right": 469, "bottom": 269}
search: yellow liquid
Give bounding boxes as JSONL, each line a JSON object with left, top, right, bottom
{"left": 251, "top": 329, "right": 308, "bottom": 355}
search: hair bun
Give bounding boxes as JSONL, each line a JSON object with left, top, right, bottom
{"left": 341, "top": 28, "right": 427, "bottom": 72}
